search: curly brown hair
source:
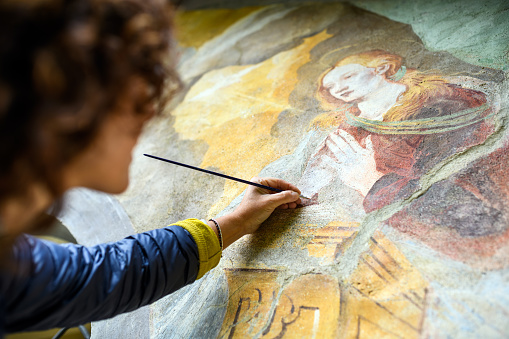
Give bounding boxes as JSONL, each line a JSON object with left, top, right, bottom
{"left": 0, "top": 0, "right": 179, "bottom": 210}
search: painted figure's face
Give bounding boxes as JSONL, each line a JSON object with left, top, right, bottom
{"left": 322, "top": 64, "right": 384, "bottom": 103}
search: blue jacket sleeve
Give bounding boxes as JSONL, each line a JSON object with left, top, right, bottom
{"left": 1, "top": 226, "right": 199, "bottom": 333}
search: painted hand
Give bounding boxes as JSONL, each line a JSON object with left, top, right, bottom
{"left": 298, "top": 155, "right": 338, "bottom": 199}
{"left": 322, "top": 130, "right": 383, "bottom": 196}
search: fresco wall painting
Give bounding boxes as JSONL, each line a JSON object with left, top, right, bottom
{"left": 91, "top": 2, "right": 509, "bottom": 338}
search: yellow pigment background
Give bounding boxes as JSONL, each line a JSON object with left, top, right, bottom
{"left": 172, "top": 28, "right": 331, "bottom": 216}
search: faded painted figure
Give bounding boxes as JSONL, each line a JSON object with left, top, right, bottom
{"left": 298, "top": 50, "right": 502, "bottom": 265}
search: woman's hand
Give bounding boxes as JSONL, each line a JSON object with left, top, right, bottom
{"left": 208, "top": 177, "right": 301, "bottom": 249}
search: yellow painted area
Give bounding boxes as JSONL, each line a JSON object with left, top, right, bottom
{"left": 342, "top": 231, "right": 429, "bottom": 338}
{"left": 174, "top": 7, "right": 262, "bottom": 49}
{"left": 304, "top": 220, "right": 360, "bottom": 262}
{"left": 218, "top": 228, "right": 428, "bottom": 338}
{"left": 172, "top": 30, "right": 332, "bottom": 216}
{"left": 219, "top": 269, "right": 281, "bottom": 338}
{"left": 219, "top": 270, "right": 340, "bottom": 338}
{"left": 264, "top": 274, "right": 340, "bottom": 338}
{"left": 309, "top": 111, "right": 347, "bottom": 131}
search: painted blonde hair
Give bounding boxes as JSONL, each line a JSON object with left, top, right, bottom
{"left": 315, "top": 50, "right": 455, "bottom": 123}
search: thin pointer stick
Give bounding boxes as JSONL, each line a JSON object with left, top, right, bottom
{"left": 143, "top": 154, "right": 309, "bottom": 199}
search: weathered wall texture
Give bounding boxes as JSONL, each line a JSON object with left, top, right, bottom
{"left": 60, "top": 1, "right": 509, "bottom": 338}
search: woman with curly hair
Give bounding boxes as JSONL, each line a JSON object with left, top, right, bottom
{"left": 0, "top": 0, "right": 301, "bottom": 335}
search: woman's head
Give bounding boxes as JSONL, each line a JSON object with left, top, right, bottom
{"left": 0, "top": 0, "right": 178, "bottom": 207}
{"left": 321, "top": 63, "right": 391, "bottom": 103}
{"left": 334, "top": 50, "right": 403, "bottom": 76}
{"left": 316, "top": 50, "right": 452, "bottom": 122}
{"left": 318, "top": 50, "right": 404, "bottom": 106}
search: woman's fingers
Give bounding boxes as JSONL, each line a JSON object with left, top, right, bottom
{"left": 252, "top": 177, "right": 302, "bottom": 195}
{"left": 276, "top": 201, "right": 298, "bottom": 210}
{"left": 249, "top": 177, "right": 302, "bottom": 207}
{"left": 264, "top": 189, "right": 301, "bottom": 208}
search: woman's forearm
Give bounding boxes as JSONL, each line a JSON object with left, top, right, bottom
{"left": 207, "top": 214, "right": 244, "bottom": 250}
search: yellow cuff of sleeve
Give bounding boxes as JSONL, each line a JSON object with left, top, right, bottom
{"left": 172, "top": 218, "right": 222, "bottom": 280}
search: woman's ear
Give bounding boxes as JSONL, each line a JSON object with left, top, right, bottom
{"left": 375, "top": 64, "right": 390, "bottom": 76}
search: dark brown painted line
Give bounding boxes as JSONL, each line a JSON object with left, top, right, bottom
{"left": 368, "top": 249, "right": 398, "bottom": 281}
{"left": 351, "top": 285, "right": 419, "bottom": 332}
{"left": 369, "top": 237, "right": 403, "bottom": 270}
{"left": 402, "top": 293, "right": 424, "bottom": 310}
{"left": 356, "top": 315, "right": 405, "bottom": 339}
{"left": 360, "top": 257, "right": 390, "bottom": 283}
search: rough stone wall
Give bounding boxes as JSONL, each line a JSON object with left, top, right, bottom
{"left": 60, "top": 1, "right": 509, "bottom": 338}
